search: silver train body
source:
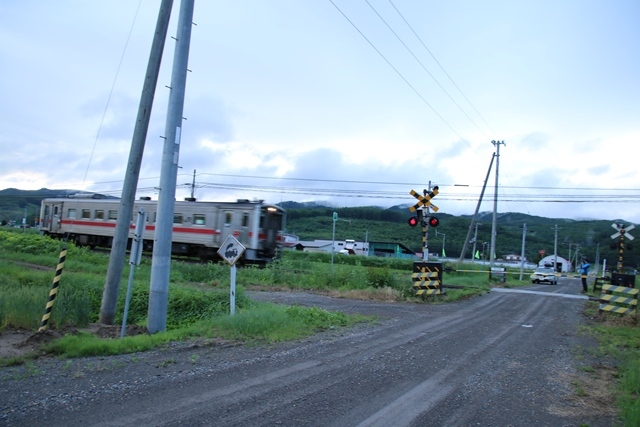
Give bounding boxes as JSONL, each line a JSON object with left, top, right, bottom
{"left": 39, "top": 197, "right": 286, "bottom": 263}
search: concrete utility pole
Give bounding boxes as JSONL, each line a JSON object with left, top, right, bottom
{"left": 552, "top": 227, "right": 557, "bottom": 269}
{"left": 471, "top": 223, "right": 481, "bottom": 263}
{"left": 458, "top": 153, "right": 495, "bottom": 262}
{"left": 489, "top": 140, "right": 505, "bottom": 268}
{"left": 519, "top": 223, "right": 527, "bottom": 280}
{"left": 100, "top": 0, "right": 174, "bottom": 325}
{"left": 148, "top": 0, "right": 195, "bottom": 334}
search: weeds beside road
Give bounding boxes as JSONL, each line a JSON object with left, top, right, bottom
{"left": 0, "top": 228, "right": 638, "bottom": 425}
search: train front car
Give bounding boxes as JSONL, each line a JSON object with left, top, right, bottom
{"left": 257, "top": 203, "right": 286, "bottom": 262}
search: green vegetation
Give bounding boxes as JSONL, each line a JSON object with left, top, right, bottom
{"left": 0, "top": 228, "right": 512, "bottom": 363}
{"left": 283, "top": 202, "right": 639, "bottom": 269}
{"left": 580, "top": 307, "right": 640, "bottom": 427}
{"left": 2, "top": 228, "right": 637, "bottom": 425}
{"left": 1, "top": 188, "right": 637, "bottom": 268}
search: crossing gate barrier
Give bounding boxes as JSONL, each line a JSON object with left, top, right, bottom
{"left": 599, "top": 284, "right": 639, "bottom": 315}
{"left": 412, "top": 261, "right": 444, "bottom": 296}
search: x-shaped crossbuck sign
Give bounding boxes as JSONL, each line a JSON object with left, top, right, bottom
{"left": 409, "top": 188, "right": 439, "bottom": 213}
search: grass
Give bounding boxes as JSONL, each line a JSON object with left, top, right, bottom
{"left": 581, "top": 303, "right": 640, "bottom": 427}
{"left": 1, "top": 228, "right": 637, "bottom": 423}
{"left": 0, "top": 229, "right": 501, "bottom": 368}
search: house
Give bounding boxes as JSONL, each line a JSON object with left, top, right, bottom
{"left": 538, "top": 255, "right": 570, "bottom": 273}
{"left": 504, "top": 254, "right": 525, "bottom": 262}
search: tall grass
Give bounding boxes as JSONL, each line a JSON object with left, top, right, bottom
{"left": 585, "top": 313, "right": 640, "bottom": 427}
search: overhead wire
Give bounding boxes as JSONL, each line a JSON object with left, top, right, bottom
{"left": 328, "top": 0, "right": 472, "bottom": 148}
{"left": 387, "top": 0, "right": 496, "bottom": 136}
{"left": 364, "top": 0, "right": 489, "bottom": 140}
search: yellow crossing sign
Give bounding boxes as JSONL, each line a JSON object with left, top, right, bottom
{"left": 409, "top": 187, "right": 439, "bottom": 212}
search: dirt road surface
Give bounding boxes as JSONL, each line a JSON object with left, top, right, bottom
{"left": 0, "top": 278, "right": 617, "bottom": 426}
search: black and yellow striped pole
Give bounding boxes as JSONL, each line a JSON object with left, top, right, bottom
{"left": 38, "top": 247, "right": 67, "bottom": 332}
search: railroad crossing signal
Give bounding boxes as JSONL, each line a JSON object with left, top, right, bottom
{"left": 611, "top": 223, "right": 635, "bottom": 274}
{"left": 611, "top": 223, "right": 635, "bottom": 241}
{"left": 409, "top": 186, "right": 439, "bottom": 213}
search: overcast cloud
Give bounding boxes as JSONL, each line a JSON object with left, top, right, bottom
{"left": 1, "top": 0, "right": 638, "bottom": 223}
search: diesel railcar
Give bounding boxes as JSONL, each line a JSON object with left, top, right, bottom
{"left": 39, "top": 197, "right": 286, "bottom": 262}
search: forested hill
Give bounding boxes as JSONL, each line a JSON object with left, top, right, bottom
{"left": 0, "top": 190, "right": 636, "bottom": 268}
{"left": 280, "top": 201, "right": 638, "bottom": 269}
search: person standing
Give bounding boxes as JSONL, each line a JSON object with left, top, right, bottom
{"left": 580, "top": 258, "right": 591, "bottom": 293}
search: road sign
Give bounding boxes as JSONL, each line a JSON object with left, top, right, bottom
{"left": 611, "top": 223, "right": 635, "bottom": 241}
{"left": 218, "top": 235, "right": 246, "bottom": 266}
{"left": 409, "top": 187, "right": 439, "bottom": 212}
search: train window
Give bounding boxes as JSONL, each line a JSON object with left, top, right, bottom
{"left": 108, "top": 210, "right": 118, "bottom": 220}
{"left": 242, "top": 212, "right": 249, "bottom": 227}
{"left": 173, "top": 213, "right": 183, "bottom": 224}
{"left": 68, "top": 209, "right": 77, "bottom": 219}
{"left": 225, "top": 212, "right": 232, "bottom": 226}
{"left": 193, "top": 214, "right": 205, "bottom": 225}
{"left": 95, "top": 210, "right": 105, "bottom": 220}
{"left": 82, "top": 209, "right": 91, "bottom": 219}
{"left": 53, "top": 206, "right": 59, "bottom": 215}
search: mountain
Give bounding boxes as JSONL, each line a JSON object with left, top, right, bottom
{"left": 279, "top": 201, "right": 638, "bottom": 269}
{"left": 0, "top": 188, "right": 113, "bottom": 226}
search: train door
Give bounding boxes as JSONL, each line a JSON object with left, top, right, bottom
{"left": 219, "top": 210, "right": 235, "bottom": 245}
{"left": 42, "top": 202, "right": 63, "bottom": 233}
{"left": 261, "top": 207, "right": 283, "bottom": 256}
{"left": 238, "top": 211, "right": 251, "bottom": 247}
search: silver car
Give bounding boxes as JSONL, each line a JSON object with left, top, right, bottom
{"left": 531, "top": 267, "right": 558, "bottom": 285}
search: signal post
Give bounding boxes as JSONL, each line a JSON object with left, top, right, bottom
{"left": 408, "top": 186, "right": 444, "bottom": 295}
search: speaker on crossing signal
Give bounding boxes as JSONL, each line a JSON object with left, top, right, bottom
{"left": 427, "top": 216, "right": 439, "bottom": 227}
{"left": 408, "top": 216, "right": 418, "bottom": 227}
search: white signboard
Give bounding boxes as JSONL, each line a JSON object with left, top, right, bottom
{"left": 218, "top": 235, "right": 246, "bottom": 266}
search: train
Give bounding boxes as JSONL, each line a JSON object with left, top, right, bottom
{"left": 39, "top": 196, "right": 286, "bottom": 263}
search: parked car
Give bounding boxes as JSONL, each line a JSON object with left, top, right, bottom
{"left": 531, "top": 267, "right": 558, "bottom": 285}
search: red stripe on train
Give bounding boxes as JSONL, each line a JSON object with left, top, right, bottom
{"left": 59, "top": 220, "right": 220, "bottom": 235}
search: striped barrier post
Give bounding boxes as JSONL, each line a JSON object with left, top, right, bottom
{"left": 599, "top": 284, "right": 638, "bottom": 315}
{"left": 38, "top": 248, "right": 67, "bottom": 332}
{"left": 412, "top": 261, "right": 444, "bottom": 296}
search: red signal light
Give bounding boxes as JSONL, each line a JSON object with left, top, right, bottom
{"left": 408, "top": 216, "right": 418, "bottom": 227}
{"left": 427, "top": 216, "right": 439, "bottom": 227}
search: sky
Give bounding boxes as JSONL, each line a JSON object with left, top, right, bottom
{"left": 1, "top": 0, "right": 639, "bottom": 224}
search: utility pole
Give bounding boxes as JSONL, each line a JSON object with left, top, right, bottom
{"left": 190, "top": 169, "right": 196, "bottom": 199}
{"left": 489, "top": 140, "right": 505, "bottom": 268}
{"left": 100, "top": 0, "right": 173, "bottom": 325}
{"left": 148, "top": 0, "right": 195, "bottom": 334}
{"left": 519, "top": 223, "right": 527, "bottom": 280}
{"left": 458, "top": 153, "right": 495, "bottom": 262}
{"left": 471, "top": 222, "right": 481, "bottom": 264}
{"left": 553, "top": 225, "right": 560, "bottom": 273}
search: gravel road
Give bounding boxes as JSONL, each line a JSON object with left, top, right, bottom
{"left": 0, "top": 279, "right": 617, "bottom": 426}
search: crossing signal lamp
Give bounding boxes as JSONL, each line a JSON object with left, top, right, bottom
{"left": 408, "top": 213, "right": 439, "bottom": 228}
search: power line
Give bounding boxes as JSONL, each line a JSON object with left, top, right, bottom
{"left": 387, "top": 0, "right": 496, "bottom": 135}
{"left": 365, "top": 0, "right": 489, "bottom": 139}
{"left": 328, "top": 0, "right": 472, "bottom": 148}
